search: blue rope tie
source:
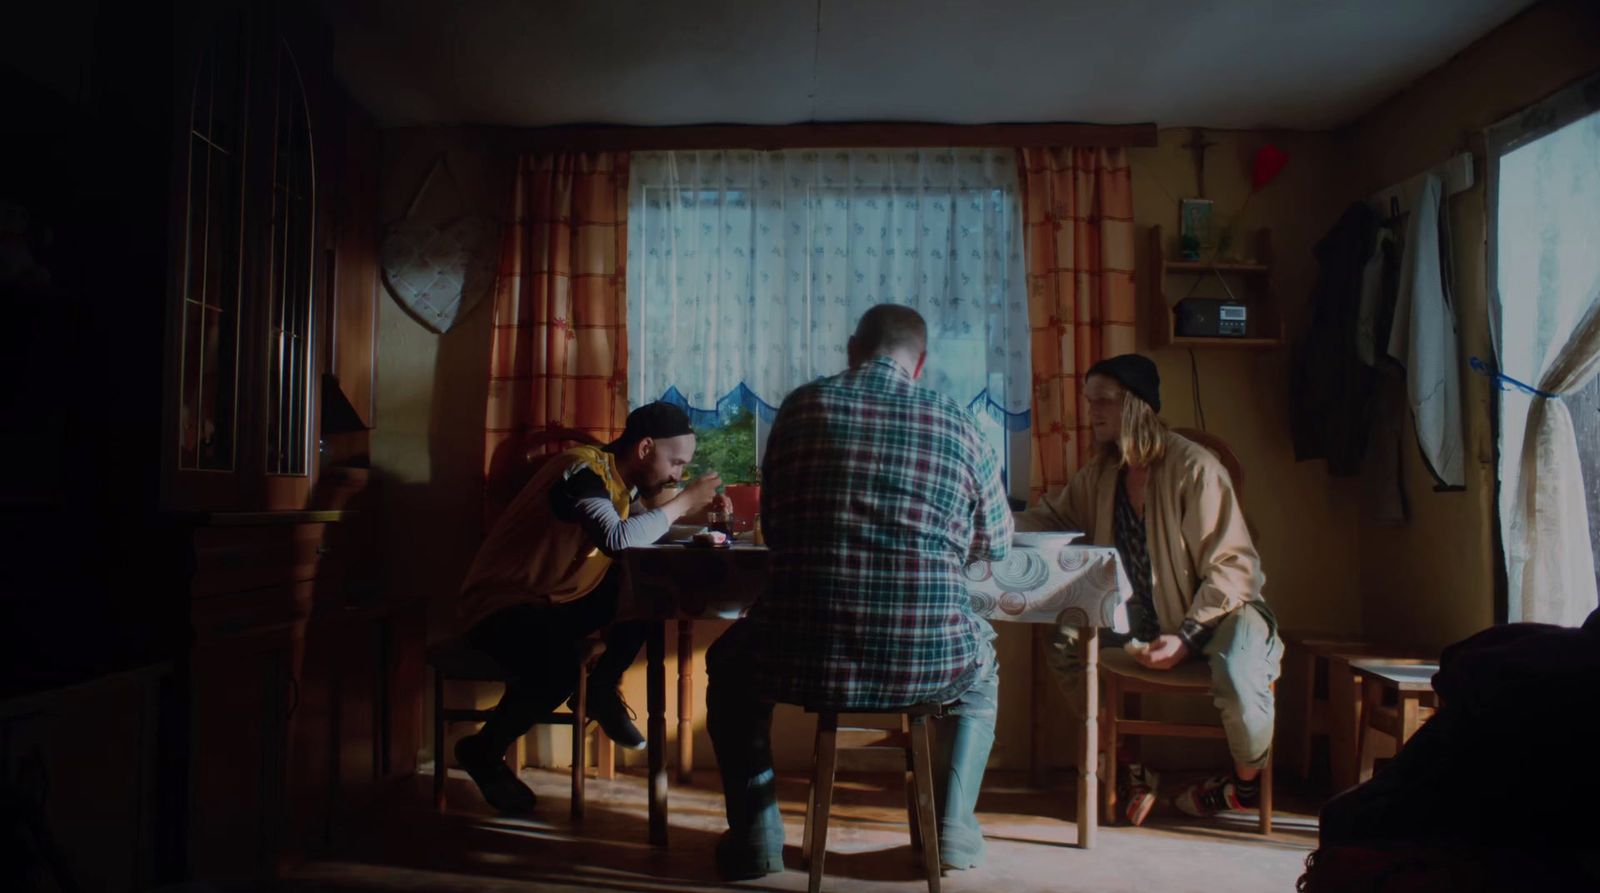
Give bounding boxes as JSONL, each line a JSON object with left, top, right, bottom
{"left": 1468, "top": 356, "right": 1560, "bottom": 399}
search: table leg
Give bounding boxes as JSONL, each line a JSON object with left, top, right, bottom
{"left": 1328, "top": 656, "right": 1362, "bottom": 792}
{"left": 1030, "top": 625, "right": 1047, "bottom": 788}
{"left": 647, "top": 620, "right": 668, "bottom": 846}
{"left": 677, "top": 619, "right": 695, "bottom": 783}
{"left": 1293, "top": 649, "right": 1316, "bottom": 780}
{"left": 1077, "top": 629, "right": 1099, "bottom": 849}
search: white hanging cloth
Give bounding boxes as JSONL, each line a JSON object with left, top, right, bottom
{"left": 1385, "top": 173, "right": 1466, "bottom": 489}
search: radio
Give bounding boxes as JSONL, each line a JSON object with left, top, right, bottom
{"left": 1175, "top": 299, "right": 1248, "bottom": 337}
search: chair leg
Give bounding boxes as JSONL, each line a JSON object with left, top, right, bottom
{"left": 433, "top": 670, "right": 447, "bottom": 813}
{"left": 902, "top": 714, "right": 922, "bottom": 853}
{"left": 597, "top": 729, "right": 616, "bottom": 780}
{"left": 807, "top": 713, "right": 839, "bottom": 893}
{"left": 1259, "top": 750, "right": 1274, "bottom": 834}
{"left": 1101, "top": 677, "right": 1119, "bottom": 825}
{"left": 1295, "top": 652, "right": 1318, "bottom": 781}
{"left": 572, "top": 660, "right": 588, "bottom": 821}
{"left": 1356, "top": 678, "right": 1379, "bottom": 784}
{"left": 908, "top": 715, "right": 942, "bottom": 893}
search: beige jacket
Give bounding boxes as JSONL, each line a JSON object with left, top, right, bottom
{"left": 1016, "top": 430, "right": 1264, "bottom": 631}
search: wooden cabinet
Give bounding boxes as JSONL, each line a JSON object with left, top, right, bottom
{"left": 163, "top": 7, "right": 410, "bottom": 881}
{"left": 188, "top": 593, "right": 304, "bottom": 881}
{"left": 3, "top": 1, "right": 411, "bottom": 888}
{"left": 183, "top": 515, "right": 413, "bottom": 882}
{"left": 163, "top": 1, "right": 380, "bottom": 514}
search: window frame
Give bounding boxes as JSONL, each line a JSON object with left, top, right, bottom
{"left": 1485, "top": 71, "right": 1600, "bottom": 623}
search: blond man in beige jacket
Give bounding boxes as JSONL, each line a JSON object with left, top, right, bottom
{"left": 1017, "top": 354, "right": 1282, "bottom": 825}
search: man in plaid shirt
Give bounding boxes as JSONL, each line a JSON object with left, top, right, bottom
{"left": 706, "top": 304, "right": 1014, "bottom": 880}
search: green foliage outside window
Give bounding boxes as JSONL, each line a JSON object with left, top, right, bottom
{"left": 686, "top": 406, "right": 759, "bottom": 484}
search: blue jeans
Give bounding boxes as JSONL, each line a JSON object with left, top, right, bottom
{"left": 706, "top": 619, "right": 1000, "bottom": 859}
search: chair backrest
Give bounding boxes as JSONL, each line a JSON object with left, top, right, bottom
{"left": 483, "top": 427, "right": 605, "bottom": 527}
{"left": 1171, "top": 426, "right": 1243, "bottom": 498}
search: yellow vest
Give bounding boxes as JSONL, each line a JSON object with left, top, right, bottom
{"left": 458, "top": 445, "right": 632, "bottom": 630}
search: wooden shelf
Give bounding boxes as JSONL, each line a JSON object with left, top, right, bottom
{"left": 1164, "top": 259, "right": 1270, "bottom": 275}
{"left": 1149, "top": 225, "right": 1283, "bottom": 350}
{"left": 1166, "top": 336, "right": 1282, "bottom": 350}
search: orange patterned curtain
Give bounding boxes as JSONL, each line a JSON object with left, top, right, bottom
{"left": 484, "top": 152, "right": 630, "bottom": 485}
{"left": 1020, "top": 147, "right": 1136, "bottom": 502}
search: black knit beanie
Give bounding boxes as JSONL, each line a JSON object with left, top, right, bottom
{"left": 1086, "top": 354, "right": 1161, "bottom": 413}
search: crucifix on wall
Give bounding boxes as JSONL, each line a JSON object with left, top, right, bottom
{"left": 1182, "top": 127, "right": 1218, "bottom": 198}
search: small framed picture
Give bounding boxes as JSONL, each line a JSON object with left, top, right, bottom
{"left": 1178, "top": 199, "right": 1214, "bottom": 260}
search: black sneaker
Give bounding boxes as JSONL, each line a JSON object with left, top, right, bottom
{"left": 453, "top": 734, "right": 537, "bottom": 814}
{"left": 587, "top": 686, "right": 647, "bottom": 751}
{"left": 714, "top": 831, "right": 784, "bottom": 881}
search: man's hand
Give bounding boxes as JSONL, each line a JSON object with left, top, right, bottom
{"left": 665, "top": 472, "right": 724, "bottom": 521}
{"left": 1135, "top": 634, "right": 1190, "bottom": 670}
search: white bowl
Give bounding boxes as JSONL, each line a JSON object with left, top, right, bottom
{"left": 1012, "top": 531, "right": 1085, "bottom": 548}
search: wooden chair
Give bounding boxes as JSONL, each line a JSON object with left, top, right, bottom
{"left": 432, "top": 426, "right": 619, "bottom": 817}
{"left": 484, "top": 426, "right": 605, "bottom": 527}
{"left": 1100, "top": 654, "right": 1274, "bottom": 832}
{"left": 802, "top": 704, "right": 943, "bottom": 893}
{"left": 1100, "top": 427, "right": 1273, "bottom": 833}
{"left": 428, "top": 636, "right": 615, "bottom": 819}
{"left": 1350, "top": 658, "right": 1439, "bottom": 783}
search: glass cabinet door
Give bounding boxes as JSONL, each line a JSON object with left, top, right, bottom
{"left": 177, "top": 19, "right": 249, "bottom": 475}
{"left": 264, "top": 38, "right": 316, "bottom": 482}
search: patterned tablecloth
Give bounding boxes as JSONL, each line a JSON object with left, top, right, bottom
{"left": 622, "top": 532, "right": 1130, "bottom": 631}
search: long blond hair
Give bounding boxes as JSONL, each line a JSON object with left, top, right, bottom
{"left": 1099, "top": 388, "right": 1168, "bottom": 468}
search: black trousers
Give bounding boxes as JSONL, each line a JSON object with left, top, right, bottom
{"left": 465, "top": 567, "right": 647, "bottom": 752}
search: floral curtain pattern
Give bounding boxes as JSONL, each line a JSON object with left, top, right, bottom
{"left": 1018, "top": 147, "right": 1137, "bottom": 502}
{"left": 485, "top": 152, "right": 630, "bottom": 481}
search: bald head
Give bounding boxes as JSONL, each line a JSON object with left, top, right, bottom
{"left": 847, "top": 304, "right": 928, "bottom": 377}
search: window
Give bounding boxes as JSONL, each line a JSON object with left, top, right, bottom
{"left": 627, "top": 149, "right": 1031, "bottom": 494}
{"left": 1489, "top": 75, "right": 1600, "bottom": 625}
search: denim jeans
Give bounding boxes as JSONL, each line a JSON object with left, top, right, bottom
{"left": 706, "top": 619, "right": 1000, "bottom": 858}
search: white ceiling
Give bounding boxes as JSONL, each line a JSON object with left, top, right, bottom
{"left": 320, "top": 0, "right": 1535, "bottom": 131}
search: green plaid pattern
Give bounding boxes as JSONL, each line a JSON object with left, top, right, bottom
{"left": 752, "top": 356, "right": 1014, "bottom": 710}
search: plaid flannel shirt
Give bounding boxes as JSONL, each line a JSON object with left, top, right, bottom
{"left": 751, "top": 356, "right": 1014, "bottom": 710}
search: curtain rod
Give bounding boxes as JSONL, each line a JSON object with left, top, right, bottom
{"left": 509, "top": 121, "right": 1159, "bottom": 152}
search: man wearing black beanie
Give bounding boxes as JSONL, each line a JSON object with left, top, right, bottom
{"left": 1017, "top": 353, "right": 1281, "bottom": 827}
{"left": 453, "top": 402, "right": 728, "bottom": 815}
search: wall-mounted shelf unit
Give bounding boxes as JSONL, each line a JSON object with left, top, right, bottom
{"left": 1149, "top": 224, "right": 1283, "bottom": 350}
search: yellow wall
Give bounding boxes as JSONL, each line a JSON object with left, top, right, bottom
{"left": 1338, "top": 0, "right": 1600, "bottom": 650}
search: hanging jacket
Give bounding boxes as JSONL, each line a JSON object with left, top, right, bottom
{"left": 1291, "top": 202, "right": 1379, "bottom": 475}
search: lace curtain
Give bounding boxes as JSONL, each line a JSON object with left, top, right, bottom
{"left": 625, "top": 148, "right": 1030, "bottom": 434}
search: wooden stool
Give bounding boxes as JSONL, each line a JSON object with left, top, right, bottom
{"left": 1282, "top": 633, "right": 1432, "bottom": 788}
{"left": 1351, "top": 659, "right": 1439, "bottom": 783}
{"left": 802, "top": 704, "right": 943, "bottom": 893}
{"left": 427, "top": 636, "right": 615, "bottom": 819}
{"left": 1101, "top": 650, "right": 1274, "bottom": 833}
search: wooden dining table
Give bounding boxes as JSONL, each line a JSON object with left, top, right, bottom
{"left": 621, "top": 532, "right": 1132, "bottom": 849}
